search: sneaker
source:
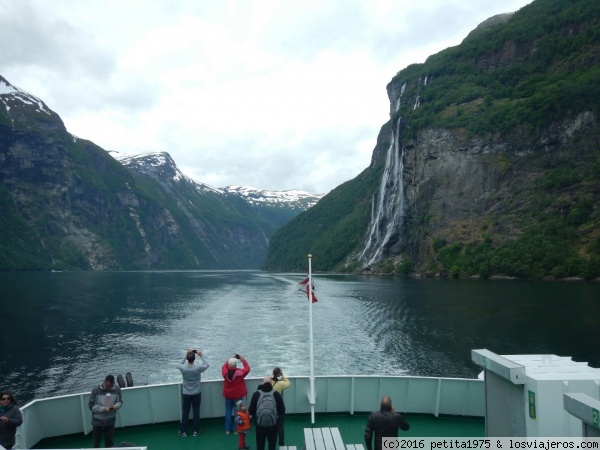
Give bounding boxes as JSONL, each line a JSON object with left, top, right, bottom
{"left": 178, "top": 431, "right": 187, "bottom": 437}
{"left": 225, "top": 430, "right": 231, "bottom": 435}
{"left": 234, "top": 430, "right": 238, "bottom": 434}
{"left": 193, "top": 431, "right": 199, "bottom": 437}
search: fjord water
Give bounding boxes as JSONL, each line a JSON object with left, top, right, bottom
{"left": 1, "top": 271, "right": 598, "bottom": 405}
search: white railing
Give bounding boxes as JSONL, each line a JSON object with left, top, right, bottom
{"left": 17, "top": 375, "right": 484, "bottom": 449}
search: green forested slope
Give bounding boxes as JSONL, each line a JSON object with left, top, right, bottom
{"left": 397, "top": 0, "right": 600, "bottom": 137}
{"left": 263, "top": 166, "right": 382, "bottom": 271}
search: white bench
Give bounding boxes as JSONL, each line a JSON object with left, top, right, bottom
{"left": 280, "top": 446, "right": 298, "bottom": 450}
{"left": 346, "top": 445, "right": 365, "bottom": 450}
{"left": 303, "top": 427, "right": 346, "bottom": 450}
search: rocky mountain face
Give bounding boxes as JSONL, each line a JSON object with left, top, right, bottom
{"left": 0, "top": 76, "right": 322, "bottom": 270}
{"left": 115, "top": 151, "right": 321, "bottom": 223}
{"left": 264, "top": 0, "right": 600, "bottom": 279}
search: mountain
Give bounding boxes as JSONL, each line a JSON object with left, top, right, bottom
{"left": 0, "top": 76, "right": 322, "bottom": 270}
{"left": 263, "top": 0, "right": 600, "bottom": 280}
{"left": 221, "top": 185, "right": 322, "bottom": 227}
{"left": 114, "top": 151, "right": 321, "bottom": 227}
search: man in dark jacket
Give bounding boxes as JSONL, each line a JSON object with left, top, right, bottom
{"left": 365, "top": 396, "right": 410, "bottom": 450}
{"left": 88, "top": 375, "right": 123, "bottom": 448}
{"left": 249, "top": 376, "right": 285, "bottom": 450}
{"left": 0, "top": 391, "right": 23, "bottom": 449}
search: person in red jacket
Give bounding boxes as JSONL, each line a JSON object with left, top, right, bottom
{"left": 222, "top": 354, "right": 250, "bottom": 434}
{"left": 234, "top": 400, "right": 251, "bottom": 450}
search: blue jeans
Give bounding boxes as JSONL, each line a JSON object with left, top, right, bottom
{"left": 224, "top": 397, "right": 240, "bottom": 432}
{"left": 181, "top": 392, "right": 201, "bottom": 434}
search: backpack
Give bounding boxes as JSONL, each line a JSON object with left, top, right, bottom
{"left": 255, "top": 390, "right": 278, "bottom": 427}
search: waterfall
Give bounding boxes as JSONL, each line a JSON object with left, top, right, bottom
{"left": 395, "top": 83, "right": 407, "bottom": 112}
{"left": 359, "top": 117, "right": 405, "bottom": 267}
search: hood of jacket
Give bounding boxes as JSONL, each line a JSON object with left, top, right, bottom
{"left": 227, "top": 368, "right": 247, "bottom": 382}
{"left": 257, "top": 382, "right": 273, "bottom": 393}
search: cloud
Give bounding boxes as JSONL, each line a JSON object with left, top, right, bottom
{"left": 178, "top": 125, "right": 376, "bottom": 193}
{"left": 1, "top": 0, "right": 534, "bottom": 193}
{"left": 0, "top": 0, "right": 113, "bottom": 76}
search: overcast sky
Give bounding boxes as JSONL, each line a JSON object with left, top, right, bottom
{"left": 1, "top": 0, "right": 533, "bottom": 194}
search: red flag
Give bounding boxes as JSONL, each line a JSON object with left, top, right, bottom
{"left": 305, "top": 283, "right": 318, "bottom": 303}
{"left": 299, "top": 276, "right": 318, "bottom": 302}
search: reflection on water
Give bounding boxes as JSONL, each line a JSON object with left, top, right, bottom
{"left": 0, "top": 271, "right": 598, "bottom": 405}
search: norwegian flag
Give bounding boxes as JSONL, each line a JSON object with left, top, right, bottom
{"left": 299, "top": 277, "right": 318, "bottom": 303}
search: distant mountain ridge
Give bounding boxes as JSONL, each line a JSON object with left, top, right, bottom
{"left": 113, "top": 152, "right": 323, "bottom": 229}
{"left": 0, "top": 76, "right": 322, "bottom": 270}
{"left": 113, "top": 151, "right": 322, "bottom": 209}
{"left": 222, "top": 185, "right": 322, "bottom": 209}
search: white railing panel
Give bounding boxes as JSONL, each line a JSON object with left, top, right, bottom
{"left": 292, "top": 376, "right": 313, "bottom": 414}
{"left": 439, "top": 378, "right": 469, "bottom": 416}
{"left": 280, "top": 376, "right": 298, "bottom": 413}
{"left": 326, "top": 377, "right": 353, "bottom": 413}
{"left": 465, "top": 379, "right": 485, "bottom": 416}
{"left": 406, "top": 377, "right": 440, "bottom": 414}
{"left": 119, "top": 383, "right": 181, "bottom": 427}
{"left": 313, "top": 378, "right": 329, "bottom": 413}
{"left": 352, "top": 377, "right": 382, "bottom": 412}
{"left": 19, "top": 394, "right": 90, "bottom": 449}
{"left": 439, "top": 378, "right": 485, "bottom": 417}
{"left": 378, "top": 376, "right": 411, "bottom": 413}
{"left": 19, "top": 375, "right": 483, "bottom": 449}
{"left": 202, "top": 377, "right": 227, "bottom": 418}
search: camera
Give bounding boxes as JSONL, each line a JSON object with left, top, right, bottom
{"left": 235, "top": 354, "right": 240, "bottom": 359}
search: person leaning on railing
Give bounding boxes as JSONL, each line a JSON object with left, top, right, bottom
{"left": 222, "top": 354, "right": 251, "bottom": 435}
{"left": 177, "top": 348, "right": 209, "bottom": 437}
{"left": 364, "top": 396, "right": 410, "bottom": 450}
{"left": 88, "top": 375, "right": 123, "bottom": 448}
{"left": 270, "top": 367, "right": 291, "bottom": 446}
{"left": 0, "top": 391, "right": 23, "bottom": 450}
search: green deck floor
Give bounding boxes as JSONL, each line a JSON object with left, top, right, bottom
{"left": 34, "top": 413, "right": 484, "bottom": 449}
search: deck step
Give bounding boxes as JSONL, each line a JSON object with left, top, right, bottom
{"left": 280, "top": 447, "right": 297, "bottom": 450}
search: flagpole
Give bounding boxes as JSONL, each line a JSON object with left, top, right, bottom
{"left": 308, "top": 254, "right": 315, "bottom": 424}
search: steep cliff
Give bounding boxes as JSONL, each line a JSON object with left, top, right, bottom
{"left": 0, "top": 77, "right": 321, "bottom": 270}
{"left": 263, "top": 0, "right": 600, "bottom": 279}
{"left": 0, "top": 76, "right": 136, "bottom": 269}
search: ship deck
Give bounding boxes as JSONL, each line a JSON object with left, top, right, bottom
{"left": 34, "top": 412, "right": 484, "bottom": 450}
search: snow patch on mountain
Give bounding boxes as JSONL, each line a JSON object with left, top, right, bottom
{"left": 110, "top": 151, "right": 323, "bottom": 209}
{"left": 223, "top": 185, "right": 322, "bottom": 208}
{"left": 0, "top": 77, "right": 52, "bottom": 116}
